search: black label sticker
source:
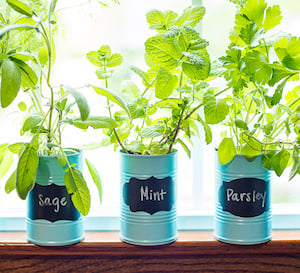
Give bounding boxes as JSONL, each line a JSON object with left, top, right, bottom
{"left": 219, "top": 178, "right": 270, "bottom": 217}
{"left": 28, "top": 184, "right": 80, "bottom": 222}
{"left": 123, "top": 176, "right": 174, "bottom": 215}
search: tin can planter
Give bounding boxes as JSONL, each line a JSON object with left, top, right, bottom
{"left": 214, "top": 154, "right": 272, "bottom": 245}
{"left": 27, "top": 150, "right": 84, "bottom": 246}
{"left": 120, "top": 151, "right": 177, "bottom": 246}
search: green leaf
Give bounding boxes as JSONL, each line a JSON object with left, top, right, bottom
{"left": 63, "top": 85, "right": 90, "bottom": 121}
{"left": 121, "top": 80, "right": 140, "bottom": 99}
{"left": 85, "top": 159, "right": 103, "bottom": 204}
{"left": 0, "top": 150, "right": 13, "bottom": 179}
{"left": 38, "top": 46, "right": 49, "bottom": 66}
{"left": 140, "top": 125, "right": 164, "bottom": 138}
{"left": 243, "top": 50, "right": 272, "bottom": 84}
{"left": 146, "top": 9, "right": 178, "bottom": 32}
{"left": 203, "top": 92, "right": 228, "bottom": 124}
{"left": 1, "top": 58, "right": 22, "bottom": 108}
{"left": 155, "top": 68, "right": 177, "bottom": 99}
{"left": 289, "top": 150, "right": 300, "bottom": 180}
{"left": 176, "top": 138, "right": 191, "bottom": 158}
{"left": 18, "top": 102, "right": 27, "bottom": 111}
{"left": 16, "top": 144, "right": 39, "bottom": 200}
{"left": 126, "top": 141, "right": 146, "bottom": 154}
{"left": 64, "top": 167, "right": 90, "bottom": 216}
{"left": 49, "top": 0, "right": 58, "bottom": 17}
{"left": 196, "top": 114, "right": 212, "bottom": 145}
{"left": 182, "top": 50, "right": 210, "bottom": 80}
{"left": 22, "top": 115, "right": 43, "bottom": 132}
{"left": 0, "top": 24, "right": 36, "bottom": 38}
{"left": 7, "top": 0, "right": 33, "bottom": 17}
{"left": 241, "top": 0, "right": 267, "bottom": 28}
{"left": 8, "top": 142, "right": 24, "bottom": 154}
{"left": 154, "top": 98, "right": 183, "bottom": 109}
{"left": 241, "top": 143, "right": 261, "bottom": 161}
{"left": 5, "top": 170, "right": 16, "bottom": 193}
{"left": 145, "top": 36, "right": 182, "bottom": 69}
{"left": 92, "top": 86, "right": 131, "bottom": 119}
{"left": 106, "top": 53, "right": 123, "bottom": 67}
{"left": 86, "top": 51, "right": 103, "bottom": 67}
{"left": 130, "top": 66, "right": 150, "bottom": 87}
{"left": 72, "top": 116, "right": 118, "bottom": 129}
{"left": 271, "top": 148, "right": 290, "bottom": 177}
{"left": 57, "top": 150, "right": 67, "bottom": 167}
{"left": 218, "top": 137, "right": 237, "bottom": 165}
{"left": 263, "top": 5, "right": 282, "bottom": 31}
{"left": 271, "top": 77, "right": 289, "bottom": 106}
{"left": 234, "top": 119, "right": 248, "bottom": 130}
{"left": 11, "top": 57, "right": 38, "bottom": 88}
{"left": 175, "top": 6, "right": 205, "bottom": 27}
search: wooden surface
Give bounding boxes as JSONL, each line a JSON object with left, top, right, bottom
{"left": 1, "top": 231, "right": 300, "bottom": 273}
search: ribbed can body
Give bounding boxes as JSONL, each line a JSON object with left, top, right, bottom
{"left": 120, "top": 151, "right": 177, "bottom": 246}
{"left": 27, "top": 150, "right": 84, "bottom": 246}
{"left": 214, "top": 154, "right": 272, "bottom": 245}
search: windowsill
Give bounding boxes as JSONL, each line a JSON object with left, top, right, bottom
{"left": 1, "top": 231, "right": 300, "bottom": 272}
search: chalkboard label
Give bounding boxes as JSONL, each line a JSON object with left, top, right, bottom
{"left": 123, "top": 176, "right": 174, "bottom": 215}
{"left": 28, "top": 184, "right": 80, "bottom": 222}
{"left": 219, "top": 178, "right": 270, "bottom": 217}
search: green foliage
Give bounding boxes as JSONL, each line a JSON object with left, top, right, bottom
{"left": 216, "top": 0, "right": 300, "bottom": 179}
{"left": 87, "top": 6, "right": 224, "bottom": 156}
{"left": 0, "top": 0, "right": 111, "bottom": 215}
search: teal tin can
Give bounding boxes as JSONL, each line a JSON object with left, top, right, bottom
{"left": 120, "top": 151, "right": 177, "bottom": 246}
{"left": 27, "top": 150, "right": 84, "bottom": 246}
{"left": 214, "top": 154, "right": 272, "bottom": 245}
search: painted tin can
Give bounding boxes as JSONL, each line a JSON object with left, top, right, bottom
{"left": 214, "top": 154, "right": 272, "bottom": 245}
{"left": 27, "top": 150, "right": 84, "bottom": 246}
{"left": 120, "top": 151, "right": 177, "bottom": 246}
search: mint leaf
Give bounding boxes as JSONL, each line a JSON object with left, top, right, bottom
{"left": 203, "top": 92, "right": 228, "bottom": 124}
{"left": 146, "top": 10, "right": 178, "bottom": 32}
{"left": 145, "top": 36, "right": 182, "bottom": 69}
{"left": 155, "top": 68, "right": 177, "bottom": 99}
{"left": 175, "top": 6, "right": 205, "bottom": 27}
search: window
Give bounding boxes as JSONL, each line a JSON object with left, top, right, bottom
{"left": 1, "top": 0, "right": 300, "bottom": 231}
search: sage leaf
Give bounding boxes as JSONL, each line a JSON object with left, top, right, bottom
{"left": 7, "top": 0, "right": 33, "bottom": 17}
{"left": 0, "top": 151, "right": 13, "bottom": 179}
{"left": 196, "top": 115, "right": 212, "bottom": 144}
{"left": 72, "top": 116, "right": 118, "bottom": 129}
{"left": 85, "top": 159, "right": 103, "bottom": 204}
{"left": 1, "top": 58, "right": 22, "bottom": 108}
{"left": 64, "top": 167, "right": 90, "bottom": 216}
{"left": 16, "top": 145, "right": 39, "bottom": 200}
{"left": 22, "top": 115, "right": 43, "bottom": 132}
{"left": 0, "top": 24, "right": 36, "bottom": 38}
{"left": 218, "top": 138, "right": 237, "bottom": 165}
{"left": 177, "top": 138, "right": 191, "bottom": 158}
{"left": 63, "top": 85, "right": 90, "bottom": 121}
{"left": 5, "top": 170, "right": 16, "bottom": 193}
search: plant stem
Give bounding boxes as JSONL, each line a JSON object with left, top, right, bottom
{"left": 168, "top": 103, "right": 186, "bottom": 154}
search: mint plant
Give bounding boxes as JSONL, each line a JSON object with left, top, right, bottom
{"left": 0, "top": 0, "right": 117, "bottom": 215}
{"left": 216, "top": 0, "right": 300, "bottom": 179}
{"left": 85, "top": 6, "right": 229, "bottom": 156}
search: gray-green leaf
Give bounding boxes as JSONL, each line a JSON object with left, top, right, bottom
{"left": 85, "top": 159, "right": 103, "bottom": 204}
{"left": 64, "top": 85, "right": 90, "bottom": 121}
{"left": 72, "top": 116, "right": 118, "bottom": 129}
{"left": 16, "top": 145, "right": 39, "bottom": 200}
{"left": 1, "top": 58, "right": 22, "bottom": 108}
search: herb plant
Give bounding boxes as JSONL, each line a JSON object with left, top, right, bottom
{"left": 0, "top": 0, "right": 116, "bottom": 215}
{"left": 85, "top": 6, "right": 229, "bottom": 156}
{"left": 216, "top": 0, "right": 300, "bottom": 179}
